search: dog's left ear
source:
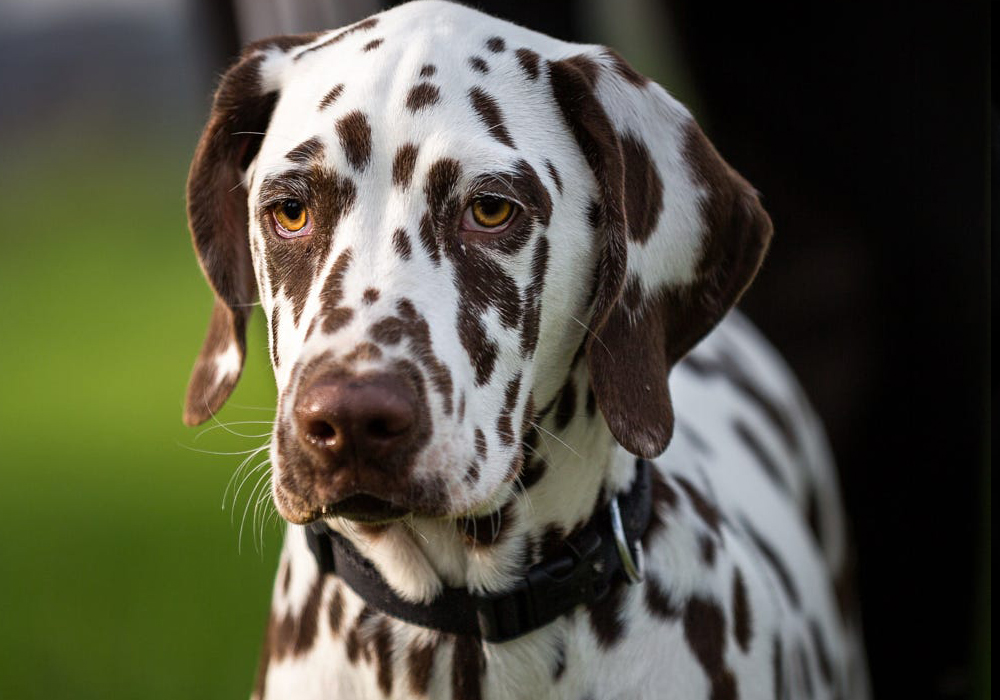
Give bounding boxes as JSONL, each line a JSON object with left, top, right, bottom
{"left": 549, "top": 50, "right": 773, "bottom": 458}
{"left": 183, "top": 35, "right": 316, "bottom": 426}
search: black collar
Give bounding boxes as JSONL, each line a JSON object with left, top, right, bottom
{"left": 305, "top": 458, "right": 652, "bottom": 643}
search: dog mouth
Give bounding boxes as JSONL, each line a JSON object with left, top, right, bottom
{"left": 317, "top": 493, "right": 411, "bottom": 523}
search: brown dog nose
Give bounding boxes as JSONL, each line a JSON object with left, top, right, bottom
{"left": 294, "top": 373, "right": 418, "bottom": 459}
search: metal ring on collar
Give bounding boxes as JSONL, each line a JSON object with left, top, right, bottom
{"left": 609, "top": 495, "right": 645, "bottom": 583}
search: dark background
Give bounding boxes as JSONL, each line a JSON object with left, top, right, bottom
{"left": 0, "top": 1, "right": 988, "bottom": 698}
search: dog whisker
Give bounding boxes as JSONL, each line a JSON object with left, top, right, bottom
{"left": 530, "top": 421, "right": 582, "bottom": 459}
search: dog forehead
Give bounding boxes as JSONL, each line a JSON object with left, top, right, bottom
{"left": 254, "top": 2, "right": 586, "bottom": 172}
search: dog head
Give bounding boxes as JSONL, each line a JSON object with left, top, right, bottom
{"left": 183, "top": 1, "right": 771, "bottom": 527}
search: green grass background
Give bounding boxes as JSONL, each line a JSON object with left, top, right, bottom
{"left": 0, "top": 131, "right": 284, "bottom": 699}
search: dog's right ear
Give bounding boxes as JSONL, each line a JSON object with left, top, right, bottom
{"left": 184, "top": 35, "right": 317, "bottom": 426}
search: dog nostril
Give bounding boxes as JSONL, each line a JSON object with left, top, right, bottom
{"left": 306, "top": 419, "right": 339, "bottom": 446}
{"left": 366, "top": 417, "right": 407, "bottom": 440}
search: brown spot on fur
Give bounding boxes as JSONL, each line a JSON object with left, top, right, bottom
{"left": 645, "top": 575, "right": 681, "bottom": 619}
{"left": 320, "top": 248, "right": 354, "bottom": 333}
{"left": 585, "top": 387, "right": 596, "bottom": 417}
{"left": 406, "top": 82, "right": 441, "bottom": 111}
{"left": 393, "top": 227, "right": 413, "bottom": 260}
{"left": 371, "top": 315, "right": 404, "bottom": 345}
{"left": 474, "top": 428, "right": 487, "bottom": 459}
{"left": 343, "top": 341, "right": 382, "bottom": 363}
{"left": 805, "top": 486, "right": 823, "bottom": 548}
{"left": 519, "top": 431, "right": 545, "bottom": 488}
{"left": 545, "top": 159, "right": 563, "bottom": 194}
{"left": 392, "top": 143, "right": 419, "bottom": 188}
{"left": 396, "top": 299, "right": 454, "bottom": 414}
{"left": 796, "top": 642, "right": 815, "bottom": 697}
{"left": 373, "top": 618, "right": 394, "bottom": 694}
{"left": 452, "top": 635, "right": 485, "bottom": 700}
{"left": 425, "top": 157, "right": 462, "bottom": 224}
{"left": 733, "top": 419, "right": 790, "bottom": 493}
{"left": 468, "top": 87, "right": 515, "bottom": 147}
{"left": 459, "top": 308, "right": 499, "bottom": 385}
{"left": 407, "top": 636, "right": 439, "bottom": 695}
{"left": 520, "top": 236, "right": 549, "bottom": 356}
{"left": 732, "top": 568, "right": 752, "bottom": 652}
{"left": 319, "top": 83, "right": 344, "bottom": 109}
{"left": 622, "top": 275, "right": 642, "bottom": 311}
{"left": 603, "top": 48, "right": 649, "bottom": 87}
{"left": 362, "top": 288, "right": 380, "bottom": 305}
{"left": 419, "top": 213, "right": 441, "bottom": 265}
{"left": 554, "top": 376, "right": 576, "bottom": 430}
{"left": 586, "top": 579, "right": 627, "bottom": 648}
{"left": 284, "top": 137, "right": 324, "bottom": 165}
{"left": 485, "top": 36, "right": 505, "bottom": 53}
{"left": 345, "top": 625, "right": 362, "bottom": 663}
{"left": 699, "top": 533, "right": 717, "bottom": 567}
{"left": 362, "top": 37, "right": 384, "bottom": 52}
{"left": 323, "top": 306, "right": 354, "bottom": 333}
{"left": 496, "top": 372, "right": 522, "bottom": 446}
{"left": 684, "top": 596, "right": 737, "bottom": 700}
{"left": 269, "top": 303, "right": 281, "bottom": 366}
{"left": 271, "top": 575, "right": 324, "bottom": 659}
{"left": 743, "top": 520, "right": 801, "bottom": 609}
{"left": 676, "top": 476, "right": 721, "bottom": 535}
{"left": 464, "top": 461, "right": 480, "bottom": 484}
{"left": 336, "top": 110, "right": 372, "bottom": 171}
{"left": 621, "top": 132, "right": 663, "bottom": 243}
{"left": 328, "top": 586, "right": 345, "bottom": 635}
{"left": 552, "top": 635, "right": 567, "bottom": 679}
{"left": 677, "top": 421, "right": 712, "bottom": 454}
{"left": 515, "top": 47, "right": 541, "bottom": 80}
{"left": 295, "top": 18, "right": 378, "bottom": 60}
{"left": 809, "top": 618, "right": 834, "bottom": 685}
{"left": 458, "top": 391, "right": 467, "bottom": 422}
{"left": 345, "top": 605, "right": 376, "bottom": 663}
{"left": 281, "top": 559, "right": 292, "bottom": 594}
{"left": 468, "top": 56, "right": 489, "bottom": 73}
{"left": 419, "top": 64, "right": 437, "bottom": 77}
{"left": 449, "top": 245, "right": 522, "bottom": 330}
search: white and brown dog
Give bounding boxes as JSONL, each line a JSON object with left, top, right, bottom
{"left": 182, "top": 2, "right": 869, "bottom": 698}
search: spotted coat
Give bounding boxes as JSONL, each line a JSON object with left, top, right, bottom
{"left": 182, "top": 2, "right": 870, "bottom": 698}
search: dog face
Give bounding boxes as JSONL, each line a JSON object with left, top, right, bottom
{"left": 183, "top": 1, "right": 771, "bottom": 526}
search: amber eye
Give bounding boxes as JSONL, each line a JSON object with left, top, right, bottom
{"left": 272, "top": 199, "right": 309, "bottom": 233}
{"left": 470, "top": 196, "right": 514, "bottom": 228}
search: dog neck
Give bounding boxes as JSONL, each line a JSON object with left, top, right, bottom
{"left": 320, "top": 360, "right": 635, "bottom": 604}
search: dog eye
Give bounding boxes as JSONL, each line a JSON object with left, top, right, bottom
{"left": 463, "top": 195, "right": 517, "bottom": 232}
{"left": 272, "top": 199, "right": 311, "bottom": 237}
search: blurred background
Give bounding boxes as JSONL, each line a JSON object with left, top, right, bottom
{"left": 0, "top": 0, "right": 989, "bottom": 698}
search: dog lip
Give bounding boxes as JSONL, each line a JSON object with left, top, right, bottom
{"left": 320, "top": 493, "right": 410, "bottom": 523}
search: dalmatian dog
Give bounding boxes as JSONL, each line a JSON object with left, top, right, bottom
{"left": 182, "top": 2, "right": 869, "bottom": 698}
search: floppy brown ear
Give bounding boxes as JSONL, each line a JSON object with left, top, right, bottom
{"left": 549, "top": 51, "right": 772, "bottom": 458}
{"left": 183, "top": 35, "right": 316, "bottom": 426}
